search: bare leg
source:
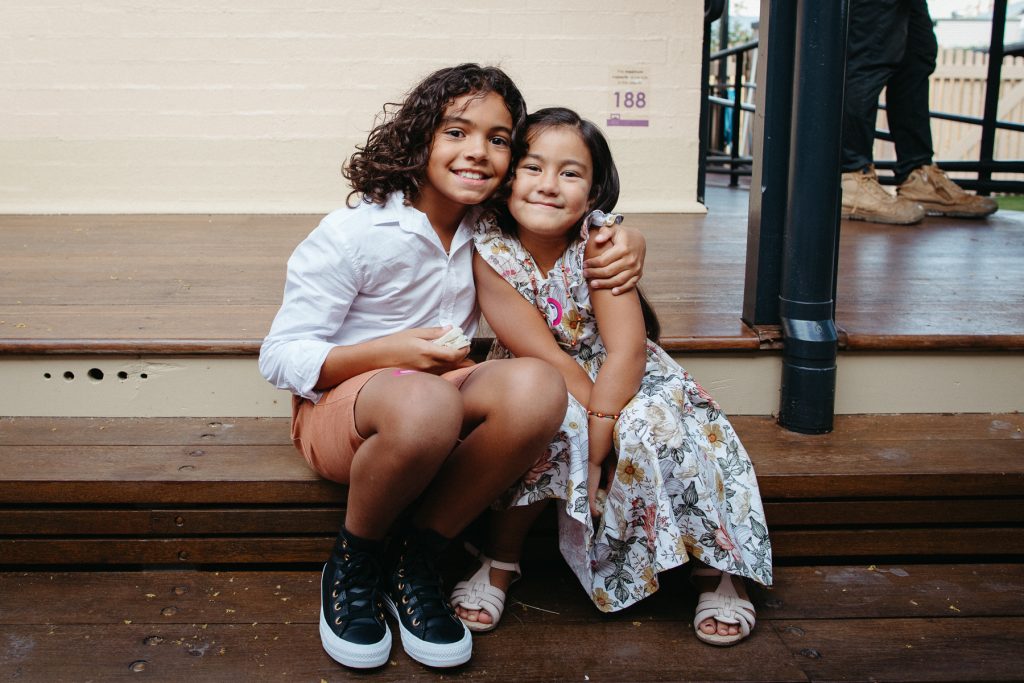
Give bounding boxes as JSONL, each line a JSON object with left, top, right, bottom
{"left": 414, "top": 357, "right": 566, "bottom": 538}
{"left": 453, "top": 501, "right": 549, "bottom": 626}
{"left": 342, "top": 371, "right": 464, "bottom": 540}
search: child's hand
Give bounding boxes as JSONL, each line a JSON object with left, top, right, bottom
{"left": 584, "top": 223, "right": 646, "bottom": 295}
{"left": 587, "top": 453, "right": 617, "bottom": 518}
{"left": 379, "top": 327, "right": 472, "bottom": 373}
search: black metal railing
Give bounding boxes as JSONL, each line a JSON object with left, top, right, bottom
{"left": 705, "top": 40, "right": 759, "bottom": 187}
{"left": 701, "top": 0, "right": 1024, "bottom": 198}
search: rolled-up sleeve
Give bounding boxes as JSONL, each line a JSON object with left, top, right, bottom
{"left": 259, "top": 222, "right": 361, "bottom": 402}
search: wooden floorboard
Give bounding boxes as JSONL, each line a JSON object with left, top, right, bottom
{"left": 2, "top": 183, "right": 1022, "bottom": 354}
{"left": 0, "top": 563, "right": 1020, "bottom": 681}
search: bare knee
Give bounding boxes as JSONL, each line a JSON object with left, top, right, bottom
{"left": 495, "top": 358, "right": 567, "bottom": 432}
{"left": 357, "top": 371, "right": 463, "bottom": 463}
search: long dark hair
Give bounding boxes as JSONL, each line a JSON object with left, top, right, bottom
{"left": 343, "top": 64, "right": 527, "bottom": 207}
{"left": 511, "top": 107, "right": 661, "bottom": 342}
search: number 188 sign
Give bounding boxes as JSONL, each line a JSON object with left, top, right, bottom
{"left": 608, "top": 66, "right": 650, "bottom": 128}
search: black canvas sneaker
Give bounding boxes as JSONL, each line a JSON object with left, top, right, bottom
{"left": 319, "top": 528, "right": 392, "bottom": 669}
{"left": 385, "top": 527, "right": 472, "bottom": 667}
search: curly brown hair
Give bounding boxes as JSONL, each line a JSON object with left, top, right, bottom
{"left": 343, "top": 64, "right": 527, "bottom": 208}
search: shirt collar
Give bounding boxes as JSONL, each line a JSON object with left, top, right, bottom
{"left": 374, "top": 192, "right": 479, "bottom": 253}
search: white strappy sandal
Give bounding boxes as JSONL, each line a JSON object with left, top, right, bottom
{"left": 449, "top": 543, "right": 521, "bottom": 633}
{"left": 691, "top": 567, "right": 756, "bottom": 646}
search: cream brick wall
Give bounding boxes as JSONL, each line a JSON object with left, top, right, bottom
{"left": 0, "top": 1, "right": 706, "bottom": 214}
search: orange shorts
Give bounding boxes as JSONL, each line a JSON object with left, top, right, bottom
{"left": 290, "top": 365, "right": 482, "bottom": 484}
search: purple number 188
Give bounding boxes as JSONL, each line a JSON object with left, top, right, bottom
{"left": 614, "top": 91, "right": 647, "bottom": 108}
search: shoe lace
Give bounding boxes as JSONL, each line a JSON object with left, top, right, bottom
{"left": 396, "top": 544, "right": 453, "bottom": 624}
{"left": 922, "top": 165, "right": 966, "bottom": 199}
{"left": 330, "top": 549, "right": 383, "bottom": 625}
{"left": 855, "top": 169, "right": 895, "bottom": 201}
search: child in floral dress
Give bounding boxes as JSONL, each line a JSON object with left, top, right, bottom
{"left": 449, "top": 107, "right": 773, "bottom": 646}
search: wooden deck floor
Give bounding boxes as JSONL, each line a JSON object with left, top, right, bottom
{"left": 1, "top": 561, "right": 1021, "bottom": 681}
{"left": 1, "top": 183, "right": 1022, "bottom": 354}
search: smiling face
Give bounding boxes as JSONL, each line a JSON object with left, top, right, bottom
{"left": 508, "top": 125, "right": 594, "bottom": 244}
{"left": 414, "top": 91, "right": 514, "bottom": 232}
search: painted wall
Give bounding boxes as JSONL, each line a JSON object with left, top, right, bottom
{"left": 0, "top": 1, "right": 706, "bottom": 214}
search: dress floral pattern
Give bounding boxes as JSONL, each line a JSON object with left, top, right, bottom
{"left": 474, "top": 213, "right": 773, "bottom": 612}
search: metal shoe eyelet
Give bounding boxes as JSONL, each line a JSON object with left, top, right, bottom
{"left": 406, "top": 606, "right": 413, "bottom": 615}
{"left": 343, "top": 553, "right": 350, "bottom": 561}
{"left": 334, "top": 602, "right": 342, "bottom": 611}
{"left": 401, "top": 595, "right": 410, "bottom": 604}
{"left": 334, "top": 616, "right": 343, "bottom": 626}
{"left": 397, "top": 569, "right": 405, "bottom": 577}
{"left": 412, "top": 618, "right": 420, "bottom": 627}
{"left": 331, "top": 590, "right": 338, "bottom": 599}
{"left": 341, "top": 539, "right": 348, "bottom": 548}
{"left": 398, "top": 582, "right": 405, "bottom": 590}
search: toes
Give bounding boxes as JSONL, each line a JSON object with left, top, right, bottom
{"left": 699, "top": 618, "right": 717, "bottom": 635}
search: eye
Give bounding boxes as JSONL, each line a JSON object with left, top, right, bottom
{"left": 562, "top": 170, "right": 581, "bottom": 179}
{"left": 519, "top": 163, "right": 541, "bottom": 173}
{"left": 490, "top": 136, "right": 510, "bottom": 147}
{"left": 443, "top": 128, "right": 465, "bottom": 139}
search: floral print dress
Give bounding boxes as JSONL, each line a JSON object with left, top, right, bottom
{"left": 474, "top": 214, "right": 773, "bottom": 612}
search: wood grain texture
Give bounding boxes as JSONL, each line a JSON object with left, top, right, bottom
{"left": 0, "top": 564, "right": 1020, "bottom": 681}
{"left": 3, "top": 187, "right": 1021, "bottom": 354}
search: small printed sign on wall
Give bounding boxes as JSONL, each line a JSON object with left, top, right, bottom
{"left": 608, "top": 66, "right": 650, "bottom": 128}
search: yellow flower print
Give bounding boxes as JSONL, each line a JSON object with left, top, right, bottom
{"left": 616, "top": 458, "right": 647, "bottom": 486}
{"left": 675, "top": 533, "right": 698, "bottom": 559}
{"left": 702, "top": 423, "right": 726, "bottom": 449}
{"left": 641, "top": 566, "right": 658, "bottom": 593}
{"left": 593, "top": 588, "right": 614, "bottom": 612}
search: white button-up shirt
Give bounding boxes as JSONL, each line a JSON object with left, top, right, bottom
{"left": 259, "top": 193, "right": 480, "bottom": 401}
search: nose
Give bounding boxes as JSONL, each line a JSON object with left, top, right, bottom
{"left": 463, "top": 133, "right": 488, "bottom": 162}
{"left": 537, "top": 171, "right": 558, "bottom": 194}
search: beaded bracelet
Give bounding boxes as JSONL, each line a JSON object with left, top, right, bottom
{"left": 587, "top": 410, "right": 620, "bottom": 421}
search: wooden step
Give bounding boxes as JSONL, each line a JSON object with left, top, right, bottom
{"left": 1, "top": 413, "right": 1021, "bottom": 565}
{"left": 0, "top": 563, "right": 1020, "bottom": 681}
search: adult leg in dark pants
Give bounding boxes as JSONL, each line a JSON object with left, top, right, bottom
{"left": 841, "top": 0, "right": 926, "bottom": 224}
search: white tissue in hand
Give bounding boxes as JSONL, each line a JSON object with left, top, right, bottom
{"left": 433, "top": 325, "right": 471, "bottom": 349}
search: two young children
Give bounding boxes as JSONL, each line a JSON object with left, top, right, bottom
{"left": 261, "top": 62, "right": 771, "bottom": 670}
{"left": 259, "top": 64, "right": 644, "bottom": 669}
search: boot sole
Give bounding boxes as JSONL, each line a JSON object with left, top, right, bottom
{"left": 385, "top": 595, "right": 472, "bottom": 668}
{"left": 842, "top": 211, "right": 922, "bottom": 226}
{"left": 920, "top": 206, "right": 998, "bottom": 219}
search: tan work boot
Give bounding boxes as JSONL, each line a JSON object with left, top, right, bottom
{"left": 897, "top": 164, "right": 998, "bottom": 218}
{"left": 841, "top": 165, "right": 926, "bottom": 225}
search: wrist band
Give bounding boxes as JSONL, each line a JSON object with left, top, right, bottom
{"left": 587, "top": 410, "right": 620, "bottom": 421}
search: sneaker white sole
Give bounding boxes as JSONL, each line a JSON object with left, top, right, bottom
{"left": 319, "top": 606, "right": 392, "bottom": 669}
{"left": 385, "top": 595, "right": 472, "bottom": 668}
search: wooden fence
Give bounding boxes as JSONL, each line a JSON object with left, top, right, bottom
{"left": 875, "top": 47, "right": 1024, "bottom": 182}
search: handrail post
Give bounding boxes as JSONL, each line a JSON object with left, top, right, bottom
{"left": 742, "top": 0, "right": 797, "bottom": 326}
{"left": 978, "top": 0, "right": 1007, "bottom": 196}
{"left": 731, "top": 50, "right": 745, "bottom": 187}
{"left": 778, "top": 0, "right": 849, "bottom": 434}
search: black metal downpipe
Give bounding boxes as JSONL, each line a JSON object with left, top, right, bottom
{"left": 778, "top": 0, "right": 849, "bottom": 434}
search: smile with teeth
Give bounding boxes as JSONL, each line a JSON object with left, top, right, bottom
{"left": 454, "top": 170, "right": 488, "bottom": 180}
